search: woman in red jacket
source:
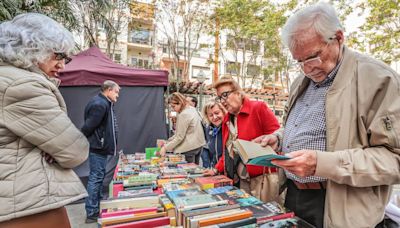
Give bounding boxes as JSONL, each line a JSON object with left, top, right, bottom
{"left": 204, "top": 77, "right": 280, "bottom": 202}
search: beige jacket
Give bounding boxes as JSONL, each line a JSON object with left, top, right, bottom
{"left": 278, "top": 47, "right": 400, "bottom": 227}
{"left": 0, "top": 64, "right": 89, "bottom": 222}
{"left": 165, "top": 106, "right": 205, "bottom": 153}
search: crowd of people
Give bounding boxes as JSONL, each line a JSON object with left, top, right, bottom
{"left": 1, "top": 1, "right": 400, "bottom": 228}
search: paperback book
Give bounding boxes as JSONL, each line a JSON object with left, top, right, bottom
{"left": 233, "top": 139, "right": 290, "bottom": 167}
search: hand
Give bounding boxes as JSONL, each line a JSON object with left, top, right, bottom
{"left": 203, "top": 169, "right": 216, "bottom": 176}
{"left": 272, "top": 150, "right": 317, "bottom": 177}
{"left": 253, "top": 134, "right": 279, "bottom": 151}
{"left": 157, "top": 139, "right": 166, "bottom": 148}
{"left": 41, "top": 152, "right": 56, "bottom": 164}
{"left": 159, "top": 146, "right": 167, "bottom": 157}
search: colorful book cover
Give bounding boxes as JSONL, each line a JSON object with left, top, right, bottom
{"left": 244, "top": 201, "right": 295, "bottom": 224}
{"left": 182, "top": 204, "right": 240, "bottom": 228}
{"left": 100, "top": 207, "right": 158, "bottom": 218}
{"left": 105, "top": 216, "right": 170, "bottom": 228}
{"left": 145, "top": 147, "right": 160, "bottom": 160}
{"left": 217, "top": 217, "right": 257, "bottom": 228}
{"left": 198, "top": 210, "right": 253, "bottom": 227}
{"left": 205, "top": 186, "right": 237, "bottom": 195}
{"left": 174, "top": 194, "right": 222, "bottom": 209}
{"left": 166, "top": 188, "right": 206, "bottom": 202}
{"left": 258, "top": 217, "right": 314, "bottom": 228}
{"left": 194, "top": 175, "right": 233, "bottom": 190}
{"left": 213, "top": 189, "right": 263, "bottom": 206}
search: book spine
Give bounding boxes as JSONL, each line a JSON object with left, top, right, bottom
{"left": 105, "top": 217, "right": 170, "bottom": 228}
{"left": 257, "top": 212, "right": 295, "bottom": 224}
{"left": 198, "top": 211, "right": 253, "bottom": 227}
{"left": 101, "top": 207, "right": 158, "bottom": 218}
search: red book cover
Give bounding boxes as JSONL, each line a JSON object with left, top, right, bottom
{"left": 195, "top": 175, "right": 233, "bottom": 189}
{"left": 112, "top": 184, "right": 124, "bottom": 198}
{"left": 105, "top": 217, "right": 170, "bottom": 228}
{"left": 257, "top": 211, "right": 295, "bottom": 223}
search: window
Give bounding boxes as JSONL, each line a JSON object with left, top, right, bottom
{"left": 113, "top": 53, "right": 121, "bottom": 63}
{"left": 131, "top": 58, "right": 137, "bottom": 66}
{"left": 138, "top": 59, "right": 149, "bottom": 69}
{"left": 131, "top": 29, "right": 151, "bottom": 45}
{"left": 226, "top": 35, "right": 260, "bottom": 52}
{"left": 131, "top": 57, "right": 149, "bottom": 69}
{"left": 247, "top": 64, "right": 260, "bottom": 76}
{"left": 225, "top": 61, "right": 241, "bottom": 75}
{"left": 162, "top": 45, "right": 168, "bottom": 53}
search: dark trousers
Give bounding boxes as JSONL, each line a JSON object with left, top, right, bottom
{"left": 183, "top": 147, "right": 202, "bottom": 164}
{"left": 85, "top": 152, "right": 108, "bottom": 218}
{"left": 285, "top": 179, "right": 326, "bottom": 228}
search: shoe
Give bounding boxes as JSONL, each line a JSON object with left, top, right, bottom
{"left": 85, "top": 217, "right": 97, "bottom": 223}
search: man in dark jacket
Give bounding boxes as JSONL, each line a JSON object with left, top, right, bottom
{"left": 82, "top": 80, "right": 120, "bottom": 223}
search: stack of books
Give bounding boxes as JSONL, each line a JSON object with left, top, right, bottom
{"left": 101, "top": 147, "right": 307, "bottom": 228}
{"left": 194, "top": 175, "right": 233, "bottom": 190}
{"left": 98, "top": 196, "right": 170, "bottom": 227}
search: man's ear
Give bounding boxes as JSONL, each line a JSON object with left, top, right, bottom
{"left": 335, "top": 30, "right": 344, "bottom": 45}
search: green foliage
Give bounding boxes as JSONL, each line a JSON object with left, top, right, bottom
{"left": 215, "top": 0, "right": 296, "bottom": 88}
{"left": 0, "top": 0, "right": 79, "bottom": 31}
{"left": 360, "top": 0, "right": 400, "bottom": 64}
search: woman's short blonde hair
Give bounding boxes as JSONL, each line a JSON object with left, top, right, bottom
{"left": 202, "top": 101, "right": 226, "bottom": 125}
{"left": 168, "top": 92, "right": 188, "bottom": 113}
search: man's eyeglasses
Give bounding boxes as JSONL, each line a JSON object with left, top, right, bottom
{"left": 215, "top": 90, "right": 234, "bottom": 103}
{"left": 294, "top": 36, "right": 336, "bottom": 70}
{"left": 54, "top": 52, "right": 72, "bottom": 64}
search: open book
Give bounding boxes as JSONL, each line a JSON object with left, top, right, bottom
{"left": 233, "top": 139, "right": 290, "bottom": 167}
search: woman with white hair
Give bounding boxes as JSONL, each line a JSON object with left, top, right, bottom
{"left": 0, "top": 13, "right": 89, "bottom": 227}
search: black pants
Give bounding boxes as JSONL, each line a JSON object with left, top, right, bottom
{"left": 285, "top": 179, "right": 326, "bottom": 228}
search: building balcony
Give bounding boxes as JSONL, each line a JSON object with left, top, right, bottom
{"left": 127, "top": 38, "right": 153, "bottom": 50}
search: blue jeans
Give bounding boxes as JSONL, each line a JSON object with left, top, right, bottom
{"left": 85, "top": 152, "right": 108, "bottom": 218}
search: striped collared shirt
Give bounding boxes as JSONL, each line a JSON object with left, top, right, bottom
{"left": 282, "top": 53, "right": 343, "bottom": 183}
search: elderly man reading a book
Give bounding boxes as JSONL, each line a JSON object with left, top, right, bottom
{"left": 204, "top": 76, "right": 280, "bottom": 203}
{"left": 254, "top": 2, "right": 400, "bottom": 227}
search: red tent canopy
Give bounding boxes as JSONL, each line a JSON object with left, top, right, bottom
{"left": 59, "top": 46, "right": 168, "bottom": 86}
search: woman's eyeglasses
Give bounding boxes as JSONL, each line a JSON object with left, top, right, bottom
{"left": 54, "top": 52, "right": 72, "bottom": 64}
{"left": 215, "top": 90, "right": 234, "bottom": 103}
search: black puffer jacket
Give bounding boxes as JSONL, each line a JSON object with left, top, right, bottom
{"left": 81, "top": 93, "right": 118, "bottom": 156}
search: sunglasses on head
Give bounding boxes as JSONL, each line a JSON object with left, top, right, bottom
{"left": 54, "top": 52, "right": 72, "bottom": 64}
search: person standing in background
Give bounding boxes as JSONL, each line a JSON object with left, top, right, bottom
{"left": 186, "top": 95, "right": 198, "bottom": 108}
{"left": 81, "top": 80, "right": 120, "bottom": 223}
{"left": 201, "top": 101, "right": 226, "bottom": 168}
{"left": 0, "top": 13, "right": 89, "bottom": 228}
{"left": 159, "top": 92, "right": 205, "bottom": 164}
{"left": 204, "top": 77, "right": 280, "bottom": 203}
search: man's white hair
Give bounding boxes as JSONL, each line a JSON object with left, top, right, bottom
{"left": 0, "top": 13, "right": 74, "bottom": 71}
{"left": 281, "top": 1, "right": 343, "bottom": 50}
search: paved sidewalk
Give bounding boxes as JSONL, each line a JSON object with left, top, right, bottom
{"left": 66, "top": 203, "right": 97, "bottom": 228}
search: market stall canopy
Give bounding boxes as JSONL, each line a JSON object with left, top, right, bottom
{"left": 59, "top": 46, "right": 168, "bottom": 86}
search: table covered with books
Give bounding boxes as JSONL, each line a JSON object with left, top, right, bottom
{"left": 99, "top": 150, "right": 315, "bottom": 228}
